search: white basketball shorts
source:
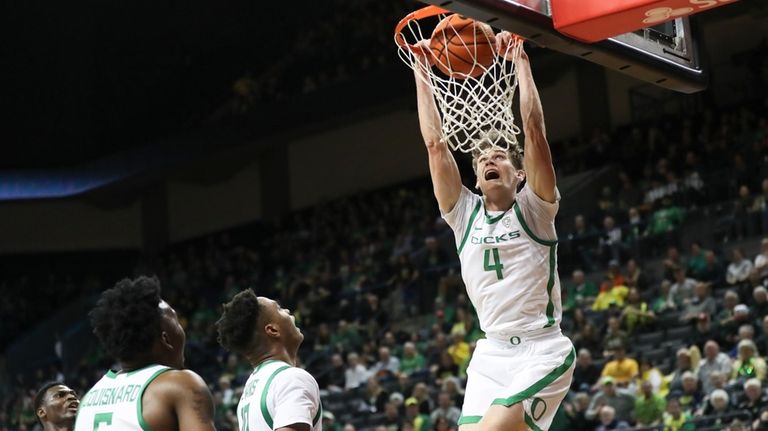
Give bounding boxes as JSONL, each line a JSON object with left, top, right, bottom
{"left": 458, "top": 327, "right": 575, "bottom": 430}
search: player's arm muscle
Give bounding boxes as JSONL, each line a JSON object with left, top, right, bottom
{"left": 170, "top": 370, "right": 217, "bottom": 431}
{"left": 515, "top": 41, "right": 556, "bottom": 203}
{"left": 413, "top": 41, "right": 462, "bottom": 213}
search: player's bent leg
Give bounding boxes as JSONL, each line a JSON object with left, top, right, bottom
{"left": 458, "top": 423, "right": 481, "bottom": 431}
{"left": 477, "top": 403, "right": 527, "bottom": 431}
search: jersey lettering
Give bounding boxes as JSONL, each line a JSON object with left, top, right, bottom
{"left": 470, "top": 230, "right": 521, "bottom": 245}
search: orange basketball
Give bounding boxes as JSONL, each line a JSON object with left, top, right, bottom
{"left": 429, "top": 14, "right": 496, "bottom": 79}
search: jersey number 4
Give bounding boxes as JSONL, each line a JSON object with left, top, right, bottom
{"left": 483, "top": 248, "right": 504, "bottom": 280}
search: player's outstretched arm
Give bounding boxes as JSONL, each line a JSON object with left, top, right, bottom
{"left": 145, "top": 369, "right": 217, "bottom": 431}
{"left": 500, "top": 34, "right": 556, "bottom": 203}
{"left": 412, "top": 40, "right": 462, "bottom": 214}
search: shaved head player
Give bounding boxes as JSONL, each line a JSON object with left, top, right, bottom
{"left": 412, "top": 33, "right": 575, "bottom": 431}
{"left": 35, "top": 382, "right": 79, "bottom": 431}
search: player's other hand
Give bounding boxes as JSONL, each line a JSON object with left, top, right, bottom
{"left": 496, "top": 31, "right": 527, "bottom": 63}
{"left": 412, "top": 39, "right": 436, "bottom": 69}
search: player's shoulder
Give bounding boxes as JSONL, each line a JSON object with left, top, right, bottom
{"left": 273, "top": 366, "right": 319, "bottom": 389}
{"left": 149, "top": 368, "right": 210, "bottom": 394}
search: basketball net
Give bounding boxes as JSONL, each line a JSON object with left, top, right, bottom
{"left": 395, "top": 6, "right": 524, "bottom": 154}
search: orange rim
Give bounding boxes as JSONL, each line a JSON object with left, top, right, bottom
{"left": 394, "top": 6, "right": 525, "bottom": 54}
{"left": 394, "top": 5, "right": 450, "bottom": 52}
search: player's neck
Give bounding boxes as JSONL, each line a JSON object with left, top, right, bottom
{"left": 249, "top": 349, "right": 296, "bottom": 368}
{"left": 44, "top": 421, "right": 73, "bottom": 431}
{"left": 483, "top": 192, "right": 515, "bottom": 212}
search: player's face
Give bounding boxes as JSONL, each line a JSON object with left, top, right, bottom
{"left": 38, "top": 385, "right": 79, "bottom": 425}
{"left": 159, "top": 300, "right": 186, "bottom": 369}
{"left": 260, "top": 297, "right": 304, "bottom": 345}
{"left": 475, "top": 149, "right": 523, "bottom": 195}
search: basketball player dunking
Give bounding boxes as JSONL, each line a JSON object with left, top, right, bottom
{"left": 412, "top": 33, "right": 575, "bottom": 431}
{"left": 216, "top": 290, "right": 322, "bottom": 431}
{"left": 74, "top": 276, "right": 216, "bottom": 431}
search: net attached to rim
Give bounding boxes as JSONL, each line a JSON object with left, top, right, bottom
{"left": 395, "top": 6, "right": 524, "bottom": 154}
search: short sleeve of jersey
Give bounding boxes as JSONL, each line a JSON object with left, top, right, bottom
{"left": 441, "top": 186, "right": 481, "bottom": 245}
{"left": 515, "top": 185, "right": 560, "bottom": 242}
{"left": 271, "top": 368, "right": 321, "bottom": 430}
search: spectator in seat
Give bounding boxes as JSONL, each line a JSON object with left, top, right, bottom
{"left": 594, "top": 405, "right": 630, "bottom": 431}
{"left": 692, "top": 313, "right": 720, "bottom": 350}
{"left": 370, "top": 346, "right": 400, "bottom": 378}
{"left": 663, "top": 246, "right": 686, "bottom": 281}
{"left": 697, "top": 340, "right": 732, "bottom": 394}
{"left": 602, "top": 317, "right": 629, "bottom": 357}
{"left": 753, "top": 287, "right": 768, "bottom": 322}
{"left": 572, "top": 348, "right": 602, "bottom": 393}
{"left": 429, "top": 391, "right": 461, "bottom": 427}
{"left": 432, "top": 417, "right": 455, "bottom": 431}
{"left": 586, "top": 377, "right": 636, "bottom": 423}
{"left": 598, "top": 216, "right": 623, "bottom": 266}
{"left": 411, "top": 382, "right": 433, "bottom": 415}
{"left": 404, "top": 397, "right": 431, "bottom": 431}
{"left": 344, "top": 352, "right": 370, "bottom": 390}
{"left": 732, "top": 339, "right": 767, "bottom": 383}
{"left": 667, "top": 348, "right": 694, "bottom": 394}
{"left": 441, "top": 377, "right": 464, "bottom": 408}
{"left": 698, "top": 389, "right": 732, "bottom": 423}
{"left": 726, "top": 310, "right": 756, "bottom": 353}
{"left": 737, "top": 378, "right": 768, "bottom": 422}
{"left": 400, "top": 341, "right": 426, "bottom": 376}
{"left": 668, "top": 267, "right": 698, "bottom": 310}
{"left": 573, "top": 323, "right": 603, "bottom": 359}
{"left": 382, "top": 400, "right": 403, "bottom": 431}
{"left": 365, "top": 376, "right": 390, "bottom": 413}
{"left": 727, "top": 248, "right": 754, "bottom": 285}
{"left": 675, "top": 371, "right": 703, "bottom": 414}
{"left": 635, "top": 357, "right": 666, "bottom": 397}
{"left": 322, "top": 411, "right": 342, "bottom": 431}
{"left": 662, "top": 398, "right": 694, "bottom": 431}
{"left": 620, "top": 287, "right": 655, "bottom": 334}
{"left": 568, "top": 269, "right": 599, "bottom": 309}
{"left": 698, "top": 251, "right": 724, "bottom": 285}
{"left": 687, "top": 241, "right": 708, "bottom": 279}
{"left": 716, "top": 291, "right": 743, "bottom": 345}
{"left": 651, "top": 280, "right": 674, "bottom": 314}
{"left": 563, "top": 392, "right": 596, "bottom": 430}
{"left": 446, "top": 332, "right": 469, "bottom": 368}
{"left": 623, "top": 258, "right": 647, "bottom": 291}
{"left": 633, "top": 380, "right": 666, "bottom": 427}
{"left": 754, "top": 238, "right": 768, "bottom": 279}
{"left": 680, "top": 282, "right": 716, "bottom": 323}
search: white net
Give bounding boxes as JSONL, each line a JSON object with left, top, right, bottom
{"left": 396, "top": 9, "right": 524, "bottom": 154}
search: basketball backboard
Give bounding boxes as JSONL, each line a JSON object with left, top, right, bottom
{"left": 418, "top": 0, "right": 706, "bottom": 93}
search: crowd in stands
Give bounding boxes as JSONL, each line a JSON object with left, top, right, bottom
{"left": 2, "top": 52, "right": 768, "bottom": 431}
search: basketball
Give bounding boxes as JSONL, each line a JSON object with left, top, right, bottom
{"left": 429, "top": 14, "right": 496, "bottom": 79}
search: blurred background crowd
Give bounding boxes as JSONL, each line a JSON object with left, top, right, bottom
{"left": 2, "top": 0, "right": 768, "bottom": 430}
{"left": 2, "top": 92, "right": 767, "bottom": 430}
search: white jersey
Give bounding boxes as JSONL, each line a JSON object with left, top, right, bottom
{"left": 238, "top": 359, "right": 322, "bottom": 431}
{"left": 74, "top": 364, "right": 171, "bottom": 431}
{"left": 443, "top": 185, "right": 563, "bottom": 335}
